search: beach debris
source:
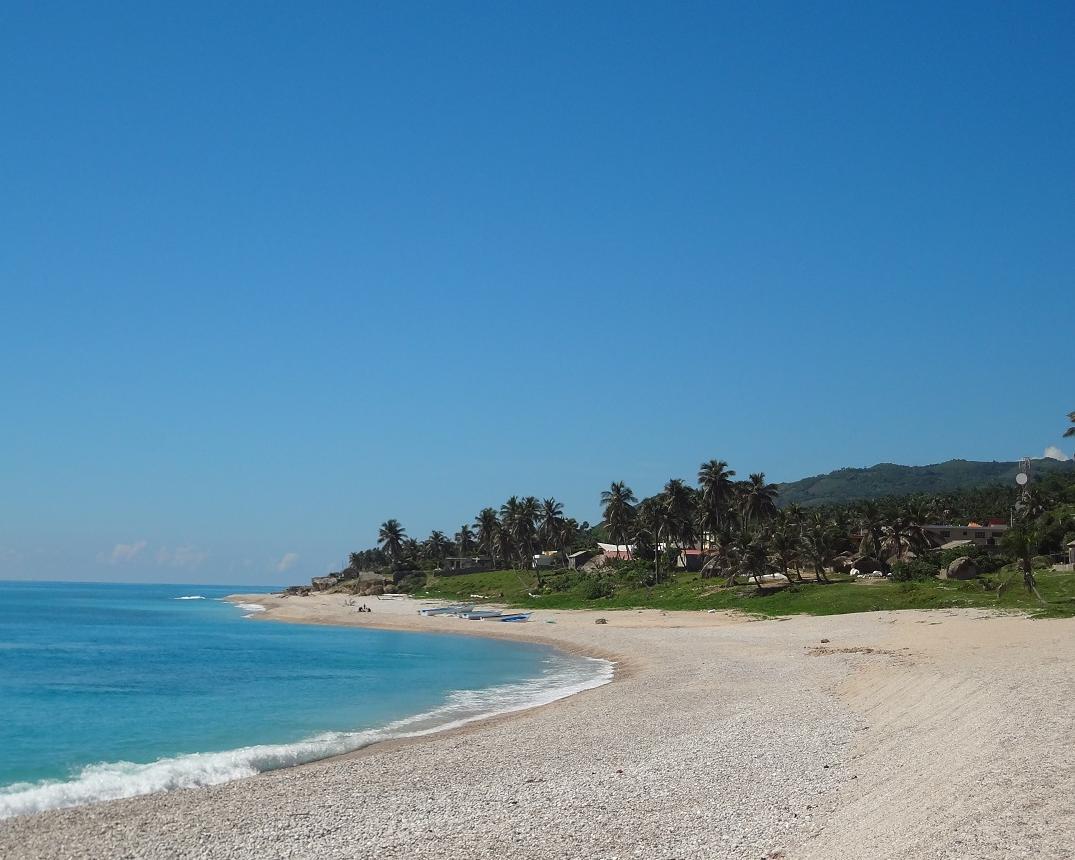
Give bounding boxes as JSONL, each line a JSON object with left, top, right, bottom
{"left": 820, "top": 638, "right": 830, "bottom": 643}
{"left": 594, "top": 617, "right": 608, "bottom": 625}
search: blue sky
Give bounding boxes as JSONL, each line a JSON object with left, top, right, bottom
{"left": 1, "top": 2, "right": 1072, "bottom": 584}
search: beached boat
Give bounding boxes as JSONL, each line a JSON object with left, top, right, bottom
{"left": 460, "top": 609, "right": 503, "bottom": 620}
{"left": 418, "top": 604, "right": 474, "bottom": 617}
{"left": 496, "top": 612, "right": 531, "bottom": 622}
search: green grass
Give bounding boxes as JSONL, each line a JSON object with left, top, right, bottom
{"left": 413, "top": 567, "right": 1075, "bottom": 619}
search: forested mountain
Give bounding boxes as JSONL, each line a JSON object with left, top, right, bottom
{"left": 778, "top": 458, "right": 1075, "bottom": 507}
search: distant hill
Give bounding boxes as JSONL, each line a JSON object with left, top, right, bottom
{"left": 777, "top": 458, "right": 1075, "bottom": 507}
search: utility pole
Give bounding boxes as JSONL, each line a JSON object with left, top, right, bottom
{"left": 1012, "top": 458, "right": 1044, "bottom": 603}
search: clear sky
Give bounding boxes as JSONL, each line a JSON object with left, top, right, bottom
{"left": 2, "top": 2, "right": 1072, "bottom": 584}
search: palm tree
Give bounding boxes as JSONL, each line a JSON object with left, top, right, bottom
{"left": 770, "top": 520, "right": 803, "bottom": 583}
{"left": 378, "top": 519, "right": 406, "bottom": 565}
{"left": 697, "top": 460, "right": 736, "bottom": 542}
{"left": 882, "top": 502, "right": 932, "bottom": 563}
{"left": 454, "top": 525, "right": 475, "bottom": 555}
{"left": 493, "top": 521, "right": 516, "bottom": 568}
{"left": 701, "top": 525, "right": 735, "bottom": 580}
{"left": 400, "top": 537, "right": 420, "bottom": 566}
{"left": 538, "top": 498, "right": 565, "bottom": 553}
{"left": 901, "top": 499, "right": 934, "bottom": 555}
{"left": 474, "top": 508, "right": 500, "bottom": 564}
{"left": 739, "top": 532, "right": 771, "bottom": 589}
{"left": 519, "top": 496, "right": 541, "bottom": 564}
{"left": 600, "top": 481, "right": 638, "bottom": 557}
{"left": 857, "top": 500, "right": 886, "bottom": 558}
{"left": 1065, "top": 411, "right": 1075, "bottom": 438}
{"left": 801, "top": 514, "right": 836, "bottom": 583}
{"left": 662, "top": 479, "right": 697, "bottom": 548}
{"left": 423, "top": 531, "right": 451, "bottom": 566}
{"left": 783, "top": 502, "right": 805, "bottom": 528}
{"left": 742, "top": 473, "right": 779, "bottom": 524}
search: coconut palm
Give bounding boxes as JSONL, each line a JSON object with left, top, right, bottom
{"left": 901, "top": 499, "right": 935, "bottom": 555}
{"left": 701, "top": 525, "right": 735, "bottom": 580}
{"left": 742, "top": 473, "right": 779, "bottom": 524}
{"left": 600, "top": 481, "right": 638, "bottom": 556}
{"left": 801, "top": 514, "right": 837, "bottom": 583}
{"left": 662, "top": 479, "right": 698, "bottom": 548}
{"left": 539, "top": 498, "right": 565, "bottom": 552}
{"left": 474, "top": 508, "right": 500, "bottom": 564}
{"left": 783, "top": 502, "right": 805, "bottom": 527}
{"left": 697, "top": 460, "right": 737, "bottom": 541}
{"left": 493, "top": 521, "right": 516, "bottom": 567}
{"left": 499, "top": 497, "right": 524, "bottom": 565}
{"left": 739, "top": 531, "right": 771, "bottom": 588}
{"left": 553, "top": 516, "right": 578, "bottom": 556}
{"left": 517, "top": 496, "right": 541, "bottom": 563}
{"left": 378, "top": 519, "right": 407, "bottom": 565}
{"left": 856, "top": 500, "right": 886, "bottom": 558}
{"left": 423, "top": 531, "right": 451, "bottom": 565}
{"left": 454, "top": 525, "right": 475, "bottom": 555}
{"left": 770, "top": 520, "right": 803, "bottom": 582}
{"left": 1065, "top": 411, "right": 1075, "bottom": 438}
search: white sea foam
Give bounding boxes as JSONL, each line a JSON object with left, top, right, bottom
{"left": 0, "top": 654, "right": 613, "bottom": 820}
{"left": 173, "top": 596, "right": 206, "bottom": 600}
{"left": 233, "top": 603, "right": 266, "bottom": 614}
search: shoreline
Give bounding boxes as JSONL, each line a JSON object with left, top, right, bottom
{"left": 2, "top": 598, "right": 1072, "bottom": 859}
{"left": 217, "top": 593, "right": 638, "bottom": 773}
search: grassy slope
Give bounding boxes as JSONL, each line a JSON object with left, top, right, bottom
{"left": 415, "top": 567, "right": 1075, "bottom": 619}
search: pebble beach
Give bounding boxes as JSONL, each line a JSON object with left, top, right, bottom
{"left": 1, "top": 595, "right": 1072, "bottom": 859}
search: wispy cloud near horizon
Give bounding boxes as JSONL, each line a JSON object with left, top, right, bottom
{"left": 155, "top": 545, "right": 209, "bottom": 569}
{"left": 276, "top": 552, "right": 299, "bottom": 573}
{"left": 1043, "top": 446, "right": 1071, "bottom": 462}
{"left": 99, "top": 541, "right": 148, "bottom": 564}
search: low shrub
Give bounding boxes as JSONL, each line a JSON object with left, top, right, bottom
{"left": 395, "top": 574, "right": 427, "bottom": 593}
{"left": 580, "top": 573, "right": 615, "bottom": 599}
{"left": 608, "top": 559, "right": 658, "bottom": 587}
{"left": 890, "top": 558, "right": 941, "bottom": 582}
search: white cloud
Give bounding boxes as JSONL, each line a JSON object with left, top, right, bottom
{"left": 276, "top": 552, "right": 300, "bottom": 573}
{"left": 1043, "top": 446, "right": 1070, "bottom": 461}
{"left": 99, "top": 540, "right": 148, "bottom": 564}
{"left": 155, "top": 545, "right": 209, "bottom": 569}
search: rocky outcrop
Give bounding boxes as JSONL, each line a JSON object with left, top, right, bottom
{"left": 851, "top": 556, "right": 885, "bottom": 574}
{"left": 944, "top": 556, "right": 979, "bottom": 580}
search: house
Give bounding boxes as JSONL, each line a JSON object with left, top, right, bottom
{"left": 311, "top": 575, "right": 339, "bottom": 591}
{"left": 922, "top": 523, "right": 1008, "bottom": 548}
{"left": 567, "top": 550, "right": 595, "bottom": 570}
{"left": 442, "top": 556, "right": 494, "bottom": 575}
{"left": 677, "top": 548, "right": 707, "bottom": 571}
{"left": 1068, "top": 539, "right": 1075, "bottom": 566}
{"left": 597, "top": 542, "right": 634, "bottom": 561}
{"left": 532, "top": 552, "right": 559, "bottom": 569}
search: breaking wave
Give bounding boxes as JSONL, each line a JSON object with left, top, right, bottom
{"left": 0, "top": 654, "right": 613, "bottom": 819}
{"left": 173, "top": 596, "right": 206, "bottom": 600}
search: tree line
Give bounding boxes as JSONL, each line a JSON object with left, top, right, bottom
{"left": 335, "top": 409, "right": 1075, "bottom": 589}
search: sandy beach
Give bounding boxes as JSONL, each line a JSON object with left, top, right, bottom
{"left": 1, "top": 595, "right": 1072, "bottom": 859}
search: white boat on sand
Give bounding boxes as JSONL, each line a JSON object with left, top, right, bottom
{"left": 460, "top": 609, "right": 503, "bottom": 620}
{"left": 418, "top": 604, "right": 474, "bottom": 617}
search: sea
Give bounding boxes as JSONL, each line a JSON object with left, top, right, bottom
{"left": 0, "top": 581, "right": 612, "bottom": 819}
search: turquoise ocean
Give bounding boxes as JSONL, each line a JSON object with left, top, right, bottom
{"left": 0, "top": 581, "right": 611, "bottom": 818}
